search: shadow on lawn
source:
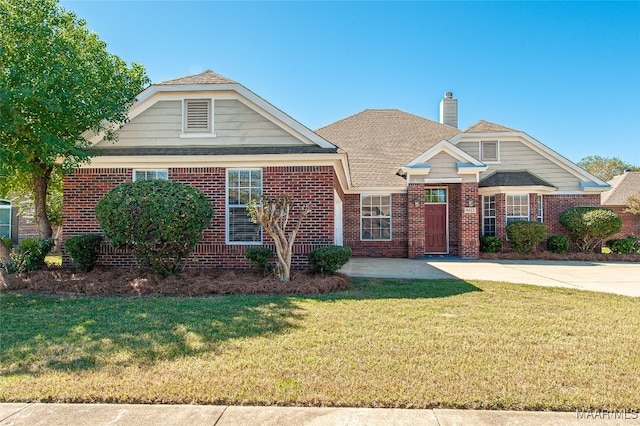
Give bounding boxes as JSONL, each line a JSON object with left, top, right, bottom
{"left": 319, "top": 278, "right": 482, "bottom": 301}
{"left": 0, "top": 293, "right": 303, "bottom": 376}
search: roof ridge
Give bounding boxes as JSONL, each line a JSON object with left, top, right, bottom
{"left": 156, "top": 69, "right": 238, "bottom": 86}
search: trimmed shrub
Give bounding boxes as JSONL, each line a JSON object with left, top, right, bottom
{"left": 559, "top": 207, "right": 622, "bottom": 252}
{"left": 506, "top": 221, "right": 547, "bottom": 254}
{"left": 245, "top": 247, "right": 273, "bottom": 271}
{"left": 13, "top": 238, "right": 55, "bottom": 272}
{"left": 547, "top": 235, "right": 569, "bottom": 254}
{"left": 1, "top": 237, "right": 12, "bottom": 250}
{"left": 480, "top": 236, "right": 502, "bottom": 253}
{"left": 65, "top": 234, "right": 103, "bottom": 272}
{"left": 309, "top": 245, "right": 352, "bottom": 276}
{"left": 95, "top": 180, "right": 213, "bottom": 277}
{"left": 606, "top": 237, "right": 640, "bottom": 254}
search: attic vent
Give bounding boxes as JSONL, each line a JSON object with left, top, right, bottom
{"left": 481, "top": 140, "right": 499, "bottom": 162}
{"left": 185, "top": 99, "right": 211, "bottom": 133}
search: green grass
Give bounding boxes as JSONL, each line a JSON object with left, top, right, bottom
{"left": 1, "top": 278, "right": 639, "bottom": 410}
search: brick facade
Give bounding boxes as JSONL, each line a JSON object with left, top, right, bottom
{"left": 63, "top": 166, "right": 336, "bottom": 269}
{"left": 607, "top": 206, "right": 640, "bottom": 240}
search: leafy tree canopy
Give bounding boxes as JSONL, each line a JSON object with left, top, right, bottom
{"left": 577, "top": 156, "right": 640, "bottom": 182}
{"left": 0, "top": 0, "right": 149, "bottom": 239}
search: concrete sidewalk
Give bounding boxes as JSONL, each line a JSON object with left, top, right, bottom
{"left": 339, "top": 257, "right": 640, "bottom": 297}
{"left": 3, "top": 403, "right": 639, "bottom": 425}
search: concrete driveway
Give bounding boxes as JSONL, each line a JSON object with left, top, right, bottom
{"left": 339, "top": 258, "right": 640, "bottom": 297}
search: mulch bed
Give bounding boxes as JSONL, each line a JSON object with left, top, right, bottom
{"left": 0, "top": 266, "right": 351, "bottom": 296}
{"left": 480, "top": 251, "right": 640, "bottom": 262}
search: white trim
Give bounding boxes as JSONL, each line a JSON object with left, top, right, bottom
{"left": 478, "top": 185, "right": 556, "bottom": 195}
{"left": 423, "top": 187, "right": 449, "bottom": 254}
{"left": 424, "top": 178, "right": 463, "bottom": 184}
{"left": 537, "top": 194, "right": 543, "bottom": 223}
{"left": 452, "top": 132, "right": 608, "bottom": 186}
{"left": 334, "top": 190, "right": 343, "bottom": 246}
{"left": 99, "top": 83, "right": 336, "bottom": 150}
{"left": 226, "top": 168, "right": 263, "bottom": 245}
{"left": 405, "top": 140, "right": 485, "bottom": 168}
{"left": 360, "top": 194, "right": 392, "bottom": 241}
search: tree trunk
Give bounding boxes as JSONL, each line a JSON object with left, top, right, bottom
{"left": 34, "top": 164, "right": 53, "bottom": 239}
{"left": 0, "top": 239, "right": 9, "bottom": 264}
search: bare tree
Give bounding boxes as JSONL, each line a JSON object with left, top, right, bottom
{"left": 248, "top": 194, "right": 311, "bottom": 282}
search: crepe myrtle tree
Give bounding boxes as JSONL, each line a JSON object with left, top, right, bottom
{"left": 0, "top": 0, "right": 149, "bottom": 257}
{"left": 247, "top": 194, "right": 312, "bottom": 282}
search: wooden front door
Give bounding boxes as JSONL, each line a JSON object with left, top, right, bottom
{"left": 424, "top": 188, "right": 448, "bottom": 253}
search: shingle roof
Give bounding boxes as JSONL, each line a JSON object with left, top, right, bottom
{"left": 602, "top": 172, "right": 640, "bottom": 205}
{"left": 480, "top": 171, "right": 556, "bottom": 188}
{"left": 157, "top": 70, "right": 237, "bottom": 85}
{"left": 315, "top": 109, "right": 460, "bottom": 187}
{"left": 463, "top": 120, "right": 520, "bottom": 133}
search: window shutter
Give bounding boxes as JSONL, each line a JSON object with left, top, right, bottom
{"left": 185, "top": 100, "right": 211, "bottom": 132}
{"left": 481, "top": 141, "right": 498, "bottom": 161}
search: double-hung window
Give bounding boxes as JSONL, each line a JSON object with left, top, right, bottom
{"left": 506, "top": 194, "right": 529, "bottom": 225}
{"left": 227, "top": 169, "right": 262, "bottom": 243}
{"left": 537, "top": 194, "right": 543, "bottom": 222}
{"left": 133, "top": 169, "right": 168, "bottom": 181}
{"left": 361, "top": 195, "right": 391, "bottom": 240}
{"left": 482, "top": 195, "right": 496, "bottom": 236}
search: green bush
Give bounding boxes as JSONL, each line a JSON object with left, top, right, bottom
{"left": 480, "top": 236, "right": 502, "bottom": 253}
{"left": 245, "top": 247, "right": 273, "bottom": 271}
{"left": 65, "top": 234, "right": 103, "bottom": 272}
{"left": 559, "top": 207, "right": 622, "bottom": 252}
{"left": 506, "top": 221, "right": 547, "bottom": 254}
{"left": 10, "top": 238, "right": 55, "bottom": 273}
{"left": 308, "top": 245, "right": 352, "bottom": 276}
{"left": 95, "top": 180, "right": 213, "bottom": 277}
{"left": 1, "top": 237, "right": 12, "bottom": 250}
{"left": 546, "top": 235, "right": 569, "bottom": 254}
{"left": 606, "top": 237, "right": 640, "bottom": 254}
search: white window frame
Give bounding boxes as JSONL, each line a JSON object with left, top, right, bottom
{"left": 360, "top": 194, "right": 392, "bottom": 241}
{"left": 537, "top": 194, "right": 543, "bottom": 223}
{"left": 482, "top": 195, "right": 496, "bottom": 237}
{"left": 132, "top": 169, "right": 168, "bottom": 181}
{"left": 226, "top": 169, "right": 262, "bottom": 245}
{"left": 181, "top": 98, "right": 216, "bottom": 138}
{"left": 506, "top": 194, "right": 529, "bottom": 225}
{"left": 480, "top": 140, "right": 499, "bottom": 162}
{"left": 0, "top": 199, "right": 11, "bottom": 240}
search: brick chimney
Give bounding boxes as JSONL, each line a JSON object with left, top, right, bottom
{"left": 439, "top": 92, "right": 458, "bottom": 128}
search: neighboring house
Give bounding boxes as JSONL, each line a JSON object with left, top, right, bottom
{"left": 62, "top": 70, "right": 609, "bottom": 268}
{"left": 601, "top": 171, "right": 640, "bottom": 239}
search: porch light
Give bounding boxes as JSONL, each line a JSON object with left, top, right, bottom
{"left": 413, "top": 197, "right": 420, "bottom": 207}
{"left": 467, "top": 197, "right": 476, "bottom": 208}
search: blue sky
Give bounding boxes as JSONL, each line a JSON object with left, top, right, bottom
{"left": 60, "top": 1, "right": 640, "bottom": 166}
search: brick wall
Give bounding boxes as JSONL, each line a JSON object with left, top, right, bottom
{"left": 606, "top": 206, "right": 640, "bottom": 240}
{"left": 63, "top": 166, "right": 336, "bottom": 269}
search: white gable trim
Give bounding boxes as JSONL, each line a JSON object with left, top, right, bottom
{"left": 406, "top": 140, "right": 485, "bottom": 167}
{"left": 452, "top": 131, "right": 608, "bottom": 187}
{"left": 86, "top": 83, "right": 336, "bottom": 150}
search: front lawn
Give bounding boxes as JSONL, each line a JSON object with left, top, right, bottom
{"left": 1, "top": 279, "right": 638, "bottom": 410}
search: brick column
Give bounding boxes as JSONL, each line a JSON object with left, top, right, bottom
{"left": 460, "top": 182, "right": 479, "bottom": 258}
{"left": 407, "top": 184, "right": 425, "bottom": 258}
